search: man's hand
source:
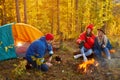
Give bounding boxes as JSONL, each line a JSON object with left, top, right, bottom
{"left": 48, "top": 56, "right": 52, "bottom": 63}
{"left": 46, "top": 62, "right": 53, "bottom": 67}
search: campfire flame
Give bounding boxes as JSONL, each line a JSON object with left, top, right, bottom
{"left": 78, "top": 59, "right": 99, "bottom": 73}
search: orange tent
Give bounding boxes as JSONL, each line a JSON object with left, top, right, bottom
{"left": 0, "top": 23, "right": 44, "bottom": 60}
{"left": 12, "top": 23, "right": 44, "bottom": 57}
{"left": 12, "top": 23, "right": 44, "bottom": 45}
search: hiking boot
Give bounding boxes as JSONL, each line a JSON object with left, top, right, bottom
{"left": 74, "top": 54, "right": 82, "bottom": 59}
{"left": 108, "top": 56, "right": 111, "bottom": 59}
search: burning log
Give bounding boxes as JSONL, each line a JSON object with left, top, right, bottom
{"left": 77, "top": 59, "right": 99, "bottom": 74}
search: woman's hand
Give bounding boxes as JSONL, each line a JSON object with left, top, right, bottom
{"left": 102, "top": 44, "right": 105, "bottom": 48}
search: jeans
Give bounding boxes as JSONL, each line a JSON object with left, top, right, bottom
{"left": 80, "top": 46, "right": 93, "bottom": 56}
{"left": 27, "top": 58, "right": 49, "bottom": 72}
{"left": 94, "top": 47, "right": 111, "bottom": 59}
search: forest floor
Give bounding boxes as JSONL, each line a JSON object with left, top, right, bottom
{"left": 0, "top": 41, "right": 120, "bottom": 80}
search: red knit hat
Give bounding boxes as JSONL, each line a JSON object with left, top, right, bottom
{"left": 87, "top": 24, "right": 94, "bottom": 31}
{"left": 45, "top": 33, "right": 54, "bottom": 40}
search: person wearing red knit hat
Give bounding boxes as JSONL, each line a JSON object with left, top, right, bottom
{"left": 74, "top": 24, "right": 96, "bottom": 62}
{"left": 25, "top": 33, "right": 54, "bottom": 72}
{"left": 45, "top": 33, "right": 54, "bottom": 40}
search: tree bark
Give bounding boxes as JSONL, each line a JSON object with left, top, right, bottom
{"left": 70, "top": 0, "right": 73, "bottom": 32}
{"left": 36, "top": 0, "right": 38, "bottom": 25}
{"left": 23, "top": 0, "right": 27, "bottom": 23}
{"left": 0, "top": 8, "right": 3, "bottom": 25}
{"left": 57, "top": 0, "right": 60, "bottom": 34}
{"left": 51, "top": 9, "right": 54, "bottom": 34}
{"left": 15, "top": 0, "right": 21, "bottom": 22}
{"left": 1, "top": 0, "right": 6, "bottom": 25}
{"left": 75, "top": 0, "right": 79, "bottom": 31}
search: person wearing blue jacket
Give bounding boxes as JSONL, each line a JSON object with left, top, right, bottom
{"left": 94, "top": 28, "right": 112, "bottom": 60}
{"left": 25, "top": 33, "right": 54, "bottom": 72}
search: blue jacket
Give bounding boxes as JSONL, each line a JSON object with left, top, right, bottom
{"left": 26, "top": 36, "right": 53, "bottom": 62}
{"left": 93, "top": 37, "right": 112, "bottom": 51}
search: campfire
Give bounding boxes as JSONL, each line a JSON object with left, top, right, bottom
{"left": 78, "top": 58, "right": 99, "bottom": 74}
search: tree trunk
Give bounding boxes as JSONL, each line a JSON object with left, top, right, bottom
{"left": 70, "top": 0, "right": 73, "bottom": 33}
{"left": 67, "top": 0, "right": 69, "bottom": 30}
{"left": 0, "top": 8, "right": 3, "bottom": 25}
{"left": 57, "top": 0, "right": 60, "bottom": 34}
{"left": 36, "top": 0, "right": 38, "bottom": 25}
{"left": 102, "top": 1, "right": 107, "bottom": 32}
{"left": 15, "top": 0, "right": 21, "bottom": 22}
{"left": 75, "top": 0, "right": 79, "bottom": 31}
{"left": 51, "top": 9, "right": 54, "bottom": 34}
{"left": 1, "top": 0, "right": 6, "bottom": 25}
{"left": 80, "top": 10, "right": 84, "bottom": 33}
{"left": 23, "top": 0, "right": 27, "bottom": 23}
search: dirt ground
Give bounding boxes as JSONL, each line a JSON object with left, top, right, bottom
{"left": 0, "top": 41, "right": 120, "bottom": 80}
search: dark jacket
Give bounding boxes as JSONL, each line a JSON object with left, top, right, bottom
{"left": 93, "top": 37, "right": 112, "bottom": 51}
{"left": 26, "top": 36, "right": 53, "bottom": 62}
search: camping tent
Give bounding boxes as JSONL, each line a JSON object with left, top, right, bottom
{"left": 0, "top": 23, "right": 43, "bottom": 61}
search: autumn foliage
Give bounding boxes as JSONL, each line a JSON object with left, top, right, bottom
{"left": 0, "top": 0, "right": 120, "bottom": 44}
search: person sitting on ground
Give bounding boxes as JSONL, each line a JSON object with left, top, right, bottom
{"left": 74, "top": 24, "right": 96, "bottom": 61}
{"left": 25, "top": 33, "right": 54, "bottom": 72}
{"left": 93, "top": 28, "right": 112, "bottom": 60}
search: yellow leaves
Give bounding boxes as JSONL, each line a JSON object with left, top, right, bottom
{"left": 38, "top": 0, "right": 43, "bottom": 6}
{"left": 36, "top": 58, "right": 44, "bottom": 66}
{"left": 4, "top": 44, "right": 14, "bottom": 52}
{"left": 31, "top": 56, "right": 44, "bottom": 65}
{"left": 0, "top": 5, "right": 2, "bottom": 9}
{"left": 12, "top": 60, "right": 27, "bottom": 78}
{"left": 31, "top": 56, "right": 36, "bottom": 61}
{"left": 0, "top": 41, "right": 2, "bottom": 45}
{"left": 5, "top": 47, "right": 8, "bottom": 52}
{"left": 1, "top": 0, "right": 117, "bottom": 40}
